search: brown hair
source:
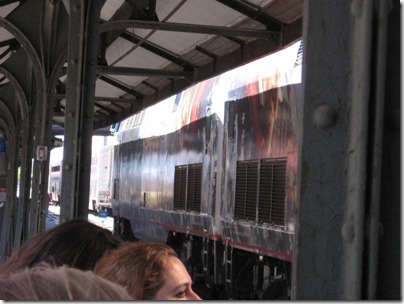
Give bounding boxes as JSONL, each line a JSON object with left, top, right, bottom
{"left": 0, "top": 219, "right": 122, "bottom": 275}
{"left": 0, "top": 263, "right": 134, "bottom": 300}
{"left": 94, "top": 241, "right": 178, "bottom": 299}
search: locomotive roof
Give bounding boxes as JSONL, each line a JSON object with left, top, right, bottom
{"left": 117, "top": 40, "right": 303, "bottom": 142}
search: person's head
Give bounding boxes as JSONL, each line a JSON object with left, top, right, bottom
{"left": 0, "top": 218, "right": 122, "bottom": 275}
{"left": 0, "top": 263, "right": 135, "bottom": 300}
{"left": 94, "top": 241, "right": 201, "bottom": 300}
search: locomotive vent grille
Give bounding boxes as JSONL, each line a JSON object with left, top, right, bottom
{"left": 173, "top": 166, "right": 187, "bottom": 210}
{"left": 258, "top": 158, "right": 287, "bottom": 226}
{"left": 234, "top": 160, "right": 258, "bottom": 221}
{"left": 173, "top": 163, "right": 202, "bottom": 212}
{"left": 234, "top": 157, "right": 287, "bottom": 227}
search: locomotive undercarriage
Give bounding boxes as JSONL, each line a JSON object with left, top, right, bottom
{"left": 166, "top": 230, "right": 291, "bottom": 300}
{"left": 113, "top": 216, "right": 136, "bottom": 241}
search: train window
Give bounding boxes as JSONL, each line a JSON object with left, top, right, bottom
{"left": 234, "top": 158, "right": 287, "bottom": 227}
{"left": 132, "top": 111, "right": 145, "bottom": 127}
{"left": 51, "top": 165, "right": 60, "bottom": 172}
{"left": 173, "top": 163, "right": 202, "bottom": 212}
{"left": 172, "top": 92, "right": 182, "bottom": 112}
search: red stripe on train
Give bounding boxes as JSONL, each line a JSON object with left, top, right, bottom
{"left": 116, "top": 213, "right": 293, "bottom": 261}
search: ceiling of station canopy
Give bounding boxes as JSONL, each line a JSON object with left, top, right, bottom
{"left": 0, "top": 0, "right": 303, "bottom": 136}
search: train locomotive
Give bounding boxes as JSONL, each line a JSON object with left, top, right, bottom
{"left": 111, "top": 40, "right": 303, "bottom": 300}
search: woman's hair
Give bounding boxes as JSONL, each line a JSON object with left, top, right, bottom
{"left": 94, "top": 241, "right": 178, "bottom": 299}
{"left": 0, "top": 218, "right": 123, "bottom": 275}
{"left": 0, "top": 263, "right": 134, "bottom": 300}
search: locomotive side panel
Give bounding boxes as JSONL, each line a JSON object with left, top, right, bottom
{"left": 216, "top": 41, "right": 302, "bottom": 299}
{"left": 222, "top": 83, "right": 302, "bottom": 261}
{"left": 114, "top": 116, "right": 219, "bottom": 243}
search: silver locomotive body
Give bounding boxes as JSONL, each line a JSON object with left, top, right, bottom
{"left": 112, "top": 41, "right": 302, "bottom": 299}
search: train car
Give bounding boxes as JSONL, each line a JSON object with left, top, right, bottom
{"left": 89, "top": 144, "right": 114, "bottom": 213}
{"left": 111, "top": 40, "right": 303, "bottom": 300}
{"left": 48, "top": 160, "right": 62, "bottom": 205}
{"left": 49, "top": 140, "right": 115, "bottom": 211}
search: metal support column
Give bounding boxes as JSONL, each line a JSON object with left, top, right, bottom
{"left": 37, "top": 0, "right": 68, "bottom": 233}
{"left": 13, "top": 119, "right": 31, "bottom": 251}
{"left": 4, "top": 127, "right": 18, "bottom": 258}
{"left": 292, "top": 0, "right": 391, "bottom": 300}
{"left": 0, "top": 121, "right": 16, "bottom": 262}
{"left": 60, "top": 0, "right": 105, "bottom": 222}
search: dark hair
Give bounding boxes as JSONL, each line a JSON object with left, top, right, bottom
{"left": 94, "top": 241, "right": 178, "bottom": 299}
{"left": 0, "top": 263, "right": 135, "bottom": 300}
{"left": 0, "top": 219, "right": 122, "bottom": 275}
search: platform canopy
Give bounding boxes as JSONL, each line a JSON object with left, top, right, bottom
{"left": 0, "top": 0, "right": 303, "bottom": 135}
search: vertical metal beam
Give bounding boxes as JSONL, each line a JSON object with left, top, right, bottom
{"left": 21, "top": 63, "right": 35, "bottom": 243}
{"left": 28, "top": 89, "right": 48, "bottom": 238}
{"left": 342, "top": 2, "right": 375, "bottom": 298}
{"left": 375, "top": 1, "right": 400, "bottom": 299}
{"left": 292, "top": 0, "right": 378, "bottom": 300}
{"left": 0, "top": 103, "right": 16, "bottom": 262}
{"left": 13, "top": 119, "right": 30, "bottom": 252}
{"left": 60, "top": 0, "right": 105, "bottom": 222}
{"left": 4, "top": 126, "right": 18, "bottom": 258}
{"left": 37, "top": 154, "right": 51, "bottom": 233}
{"left": 37, "top": 1, "right": 65, "bottom": 234}
{"left": 364, "top": 0, "right": 391, "bottom": 299}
